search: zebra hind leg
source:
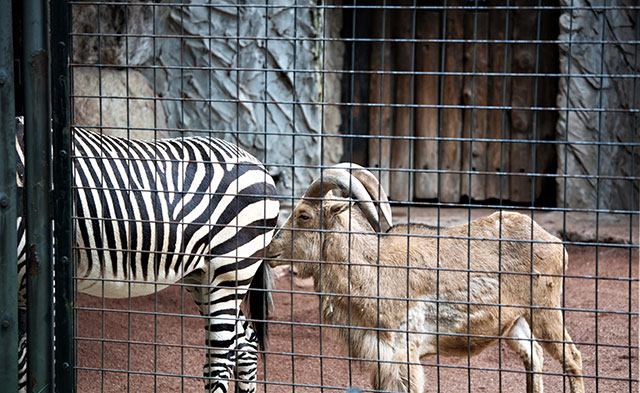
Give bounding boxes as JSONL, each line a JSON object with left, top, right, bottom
{"left": 18, "top": 330, "right": 27, "bottom": 393}
{"left": 186, "top": 280, "right": 247, "bottom": 393}
{"left": 232, "top": 313, "right": 258, "bottom": 393}
{"left": 18, "top": 306, "right": 27, "bottom": 393}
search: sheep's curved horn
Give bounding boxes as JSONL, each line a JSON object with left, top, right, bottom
{"left": 330, "top": 163, "right": 393, "bottom": 229}
{"left": 304, "top": 167, "right": 391, "bottom": 232}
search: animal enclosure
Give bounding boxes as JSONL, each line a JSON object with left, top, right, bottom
{"left": 2, "top": 1, "right": 638, "bottom": 393}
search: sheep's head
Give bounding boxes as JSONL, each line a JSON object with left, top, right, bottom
{"left": 267, "top": 163, "right": 392, "bottom": 276}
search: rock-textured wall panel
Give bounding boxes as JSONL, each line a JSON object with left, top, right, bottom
{"left": 73, "top": 68, "right": 171, "bottom": 139}
{"left": 72, "top": 0, "right": 344, "bottom": 196}
{"left": 72, "top": 0, "right": 155, "bottom": 66}
{"left": 556, "top": 1, "right": 639, "bottom": 210}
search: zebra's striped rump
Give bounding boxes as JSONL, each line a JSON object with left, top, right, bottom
{"left": 15, "top": 116, "right": 280, "bottom": 393}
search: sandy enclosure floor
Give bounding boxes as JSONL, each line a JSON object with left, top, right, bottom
{"left": 76, "top": 245, "right": 638, "bottom": 392}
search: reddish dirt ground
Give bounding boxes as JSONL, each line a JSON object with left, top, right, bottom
{"left": 76, "top": 245, "right": 638, "bottom": 392}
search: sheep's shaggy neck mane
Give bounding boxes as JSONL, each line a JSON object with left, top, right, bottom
{"left": 315, "top": 210, "right": 404, "bottom": 336}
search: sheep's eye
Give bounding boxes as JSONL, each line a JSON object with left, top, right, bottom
{"left": 298, "top": 213, "right": 311, "bottom": 221}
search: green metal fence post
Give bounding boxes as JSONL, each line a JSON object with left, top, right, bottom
{"left": 0, "top": 0, "right": 18, "bottom": 390}
{"left": 23, "top": 0, "right": 54, "bottom": 391}
{"left": 51, "top": 0, "right": 74, "bottom": 391}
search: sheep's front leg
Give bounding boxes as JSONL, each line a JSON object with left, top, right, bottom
{"left": 399, "top": 348, "right": 425, "bottom": 393}
{"left": 505, "top": 316, "right": 544, "bottom": 393}
{"left": 369, "top": 340, "right": 424, "bottom": 393}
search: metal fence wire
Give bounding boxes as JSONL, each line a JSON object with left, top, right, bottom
{"left": 4, "top": 1, "right": 639, "bottom": 393}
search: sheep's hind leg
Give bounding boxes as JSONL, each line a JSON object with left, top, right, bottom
{"left": 505, "top": 316, "right": 544, "bottom": 393}
{"left": 530, "top": 309, "right": 584, "bottom": 393}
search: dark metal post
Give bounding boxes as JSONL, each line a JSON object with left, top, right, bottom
{"left": 0, "top": 0, "right": 18, "bottom": 390}
{"left": 51, "top": 0, "right": 74, "bottom": 391}
{"left": 23, "top": 0, "right": 54, "bottom": 391}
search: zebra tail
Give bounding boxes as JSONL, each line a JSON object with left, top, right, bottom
{"left": 246, "top": 261, "right": 273, "bottom": 355}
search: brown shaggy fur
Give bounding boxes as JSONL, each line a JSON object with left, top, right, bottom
{"left": 268, "top": 197, "right": 584, "bottom": 393}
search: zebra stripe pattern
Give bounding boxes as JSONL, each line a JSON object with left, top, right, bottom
{"left": 15, "top": 116, "right": 279, "bottom": 393}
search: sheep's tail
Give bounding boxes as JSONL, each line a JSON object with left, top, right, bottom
{"left": 246, "top": 261, "right": 273, "bottom": 355}
{"left": 563, "top": 246, "right": 570, "bottom": 273}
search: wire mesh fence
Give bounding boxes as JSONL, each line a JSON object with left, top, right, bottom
{"left": 7, "top": 1, "right": 639, "bottom": 392}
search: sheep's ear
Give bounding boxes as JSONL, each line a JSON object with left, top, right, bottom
{"left": 327, "top": 201, "right": 351, "bottom": 218}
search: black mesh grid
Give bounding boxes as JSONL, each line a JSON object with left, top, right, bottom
{"left": 60, "top": 2, "right": 639, "bottom": 392}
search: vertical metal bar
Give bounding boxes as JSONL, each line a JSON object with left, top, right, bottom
{"left": 51, "top": 0, "right": 73, "bottom": 392}
{"left": 23, "top": 0, "right": 54, "bottom": 391}
{"left": 628, "top": 7, "right": 639, "bottom": 392}
{"left": 594, "top": 3, "right": 609, "bottom": 391}
{"left": 436, "top": 2, "right": 448, "bottom": 389}
{"left": 0, "top": 0, "right": 18, "bottom": 390}
{"left": 262, "top": 3, "right": 271, "bottom": 391}
{"left": 561, "top": 1, "right": 575, "bottom": 391}
{"left": 318, "top": 2, "right": 327, "bottom": 392}
{"left": 497, "top": 5, "right": 511, "bottom": 389}
{"left": 290, "top": 2, "right": 299, "bottom": 392}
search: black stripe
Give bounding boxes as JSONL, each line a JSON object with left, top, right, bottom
{"left": 208, "top": 309, "right": 238, "bottom": 318}
{"left": 204, "top": 323, "right": 236, "bottom": 333}
{"left": 103, "top": 144, "right": 133, "bottom": 280}
{"left": 182, "top": 182, "right": 275, "bottom": 274}
{"left": 74, "top": 133, "right": 107, "bottom": 275}
{"left": 215, "top": 277, "right": 254, "bottom": 288}
{"left": 209, "top": 220, "right": 271, "bottom": 262}
{"left": 84, "top": 136, "right": 126, "bottom": 276}
{"left": 124, "top": 140, "right": 159, "bottom": 280}
{"left": 15, "top": 117, "right": 25, "bottom": 183}
{"left": 212, "top": 252, "right": 264, "bottom": 279}
{"left": 208, "top": 292, "right": 246, "bottom": 306}
{"left": 205, "top": 338, "right": 237, "bottom": 349}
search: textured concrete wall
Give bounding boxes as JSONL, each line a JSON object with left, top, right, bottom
{"left": 556, "top": 1, "right": 639, "bottom": 210}
{"left": 73, "top": 68, "right": 171, "bottom": 139}
{"left": 72, "top": 0, "right": 344, "bottom": 196}
{"left": 73, "top": 2, "right": 639, "bottom": 209}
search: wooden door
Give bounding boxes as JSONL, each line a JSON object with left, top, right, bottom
{"left": 366, "top": 1, "right": 559, "bottom": 204}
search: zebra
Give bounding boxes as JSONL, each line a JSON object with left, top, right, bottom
{"left": 15, "top": 116, "right": 279, "bottom": 393}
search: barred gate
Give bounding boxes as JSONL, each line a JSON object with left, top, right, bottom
{"left": 1, "top": 1, "right": 638, "bottom": 393}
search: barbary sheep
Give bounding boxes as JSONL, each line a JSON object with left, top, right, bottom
{"left": 267, "top": 164, "right": 584, "bottom": 393}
